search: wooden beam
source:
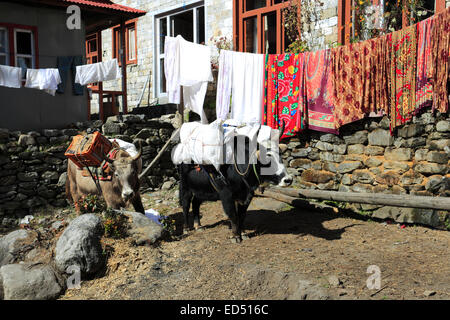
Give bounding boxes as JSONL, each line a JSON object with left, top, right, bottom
{"left": 138, "top": 128, "right": 181, "bottom": 180}
{"left": 266, "top": 187, "right": 450, "bottom": 211}
{"left": 120, "top": 20, "right": 128, "bottom": 115}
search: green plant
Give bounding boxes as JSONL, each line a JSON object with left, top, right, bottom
{"left": 77, "top": 194, "right": 107, "bottom": 213}
{"left": 210, "top": 35, "right": 233, "bottom": 70}
{"left": 102, "top": 208, "right": 128, "bottom": 239}
{"left": 158, "top": 214, "right": 176, "bottom": 238}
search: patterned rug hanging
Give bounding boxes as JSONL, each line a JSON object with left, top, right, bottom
{"left": 387, "top": 24, "right": 418, "bottom": 131}
{"left": 263, "top": 53, "right": 306, "bottom": 140}
{"left": 304, "top": 49, "right": 338, "bottom": 134}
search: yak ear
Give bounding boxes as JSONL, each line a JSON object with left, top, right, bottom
{"left": 279, "top": 144, "right": 288, "bottom": 154}
{"left": 255, "top": 150, "right": 261, "bottom": 160}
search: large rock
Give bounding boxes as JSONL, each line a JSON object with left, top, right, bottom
{"left": 368, "top": 129, "right": 394, "bottom": 146}
{"left": 384, "top": 148, "right": 412, "bottom": 161}
{"left": 0, "top": 230, "right": 37, "bottom": 267}
{"left": 0, "top": 263, "right": 63, "bottom": 300}
{"left": 124, "top": 211, "right": 163, "bottom": 246}
{"left": 337, "top": 161, "right": 363, "bottom": 174}
{"left": 372, "top": 207, "right": 440, "bottom": 227}
{"left": 18, "top": 134, "right": 36, "bottom": 147}
{"left": 54, "top": 214, "right": 104, "bottom": 276}
{"left": 301, "top": 169, "right": 335, "bottom": 184}
{"left": 436, "top": 120, "right": 450, "bottom": 132}
{"left": 414, "top": 162, "right": 448, "bottom": 175}
{"left": 398, "top": 124, "right": 424, "bottom": 138}
{"left": 343, "top": 130, "right": 368, "bottom": 145}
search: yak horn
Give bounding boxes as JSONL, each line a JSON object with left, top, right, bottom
{"left": 132, "top": 142, "right": 142, "bottom": 161}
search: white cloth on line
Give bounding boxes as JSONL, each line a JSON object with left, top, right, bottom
{"left": 164, "top": 36, "right": 181, "bottom": 104}
{"left": 216, "top": 50, "right": 233, "bottom": 121}
{"left": 165, "top": 35, "right": 213, "bottom": 124}
{"left": 216, "top": 50, "right": 264, "bottom": 126}
{"left": 25, "top": 68, "right": 61, "bottom": 96}
{"left": 0, "top": 65, "right": 22, "bottom": 89}
{"left": 75, "top": 59, "right": 121, "bottom": 86}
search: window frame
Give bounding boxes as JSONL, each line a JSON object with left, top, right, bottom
{"left": 86, "top": 32, "right": 102, "bottom": 90}
{"left": 0, "top": 27, "right": 8, "bottom": 66}
{"left": 234, "top": 0, "right": 291, "bottom": 54}
{"left": 154, "top": 1, "right": 206, "bottom": 99}
{"left": 0, "top": 23, "right": 38, "bottom": 69}
{"left": 112, "top": 19, "right": 138, "bottom": 66}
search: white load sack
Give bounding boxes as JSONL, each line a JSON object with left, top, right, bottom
{"left": 110, "top": 138, "right": 139, "bottom": 158}
{"left": 171, "top": 120, "right": 225, "bottom": 170}
{"left": 171, "top": 120, "right": 281, "bottom": 169}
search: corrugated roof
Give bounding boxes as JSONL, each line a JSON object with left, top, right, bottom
{"left": 62, "top": 0, "right": 146, "bottom": 15}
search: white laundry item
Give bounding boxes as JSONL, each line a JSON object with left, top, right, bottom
{"left": 165, "top": 35, "right": 213, "bottom": 124}
{"left": 230, "top": 51, "right": 264, "bottom": 125}
{"left": 25, "top": 68, "right": 61, "bottom": 96}
{"left": 178, "top": 36, "right": 213, "bottom": 85}
{"left": 217, "top": 51, "right": 264, "bottom": 126}
{"left": 0, "top": 65, "right": 22, "bottom": 88}
{"left": 216, "top": 50, "right": 233, "bottom": 121}
{"left": 164, "top": 36, "right": 181, "bottom": 104}
{"left": 171, "top": 120, "right": 224, "bottom": 170}
{"left": 75, "top": 59, "right": 121, "bottom": 86}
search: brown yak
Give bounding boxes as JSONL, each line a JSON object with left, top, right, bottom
{"left": 66, "top": 147, "right": 145, "bottom": 214}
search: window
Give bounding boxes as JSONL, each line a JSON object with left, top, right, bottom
{"left": 0, "top": 28, "right": 8, "bottom": 66}
{"left": 0, "top": 23, "right": 37, "bottom": 75}
{"left": 155, "top": 2, "right": 205, "bottom": 97}
{"left": 112, "top": 20, "right": 138, "bottom": 65}
{"left": 338, "top": 0, "right": 447, "bottom": 45}
{"left": 86, "top": 32, "right": 101, "bottom": 89}
{"left": 234, "top": 0, "right": 291, "bottom": 54}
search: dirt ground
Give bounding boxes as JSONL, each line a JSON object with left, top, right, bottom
{"left": 57, "top": 188, "right": 450, "bottom": 300}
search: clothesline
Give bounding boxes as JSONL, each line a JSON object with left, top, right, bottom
{"left": 167, "top": 6, "right": 449, "bottom": 140}
{"left": 0, "top": 58, "right": 122, "bottom": 94}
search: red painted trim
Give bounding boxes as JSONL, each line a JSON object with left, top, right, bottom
{"left": 0, "top": 23, "right": 38, "bottom": 68}
{"left": 112, "top": 19, "right": 138, "bottom": 65}
{"left": 235, "top": 0, "right": 289, "bottom": 54}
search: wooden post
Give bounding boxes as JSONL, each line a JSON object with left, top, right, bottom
{"left": 120, "top": 20, "right": 128, "bottom": 115}
{"left": 265, "top": 187, "right": 450, "bottom": 211}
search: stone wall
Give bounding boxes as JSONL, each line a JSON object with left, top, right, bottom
{"left": 0, "top": 113, "right": 177, "bottom": 225}
{"left": 282, "top": 109, "right": 450, "bottom": 228}
{"left": 300, "top": 0, "right": 339, "bottom": 51}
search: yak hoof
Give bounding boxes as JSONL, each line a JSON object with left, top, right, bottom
{"left": 230, "top": 236, "right": 242, "bottom": 244}
{"left": 241, "top": 234, "right": 250, "bottom": 241}
{"left": 195, "top": 226, "right": 204, "bottom": 232}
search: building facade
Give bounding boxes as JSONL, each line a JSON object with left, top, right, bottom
{"left": 92, "top": 0, "right": 233, "bottom": 114}
{"left": 92, "top": 0, "right": 450, "bottom": 116}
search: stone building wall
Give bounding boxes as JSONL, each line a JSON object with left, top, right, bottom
{"left": 300, "top": 0, "right": 339, "bottom": 51}
{"left": 89, "top": 0, "right": 233, "bottom": 114}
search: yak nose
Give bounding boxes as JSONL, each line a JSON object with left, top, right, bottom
{"left": 122, "top": 190, "right": 134, "bottom": 200}
{"left": 282, "top": 176, "right": 293, "bottom": 186}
